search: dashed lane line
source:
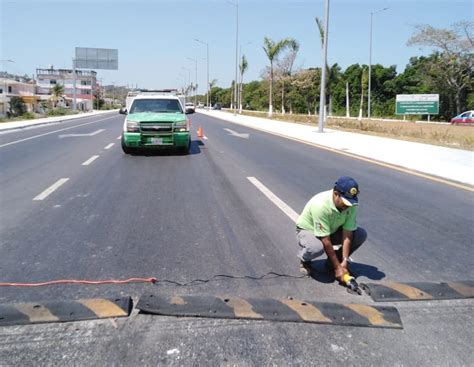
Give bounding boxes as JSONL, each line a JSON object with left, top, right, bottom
{"left": 0, "top": 116, "right": 116, "bottom": 148}
{"left": 117, "top": 135, "right": 122, "bottom": 140}
{"left": 33, "top": 178, "right": 69, "bottom": 201}
{"left": 104, "top": 143, "right": 115, "bottom": 150}
{"left": 82, "top": 155, "right": 100, "bottom": 166}
{"left": 247, "top": 176, "right": 299, "bottom": 223}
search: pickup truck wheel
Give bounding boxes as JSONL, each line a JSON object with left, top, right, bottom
{"left": 121, "top": 135, "right": 133, "bottom": 154}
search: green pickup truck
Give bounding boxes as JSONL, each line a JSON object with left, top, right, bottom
{"left": 120, "top": 92, "right": 192, "bottom": 154}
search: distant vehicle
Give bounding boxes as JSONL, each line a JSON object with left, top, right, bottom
{"left": 450, "top": 110, "right": 474, "bottom": 124}
{"left": 212, "top": 103, "right": 222, "bottom": 110}
{"left": 197, "top": 102, "right": 204, "bottom": 109}
{"left": 185, "top": 102, "right": 195, "bottom": 113}
{"left": 120, "top": 90, "right": 191, "bottom": 154}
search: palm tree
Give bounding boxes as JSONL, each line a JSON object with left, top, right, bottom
{"left": 239, "top": 54, "right": 248, "bottom": 113}
{"left": 279, "top": 39, "right": 299, "bottom": 114}
{"left": 51, "top": 84, "right": 64, "bottom": 108}
{"left": 315, "top": 17, "right": 335, "bottom": 116}
{"left": 262, "top": 36, "right": 295, "bottom": 116}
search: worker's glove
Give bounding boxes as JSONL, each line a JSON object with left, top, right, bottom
{"left": 335, "top": 265, "right": 349, "bottom": 283}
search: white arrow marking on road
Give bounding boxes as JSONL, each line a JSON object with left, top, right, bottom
{"left": 58, "top": 129, "right": 105, "bottom": 138}
{"left": 33, "top": 178, "right": 69, "bottom": 201}
{"left": 247, "top": 177, "right": 299, "bottom": 223}
{"left": 223, "top": 128, "right": 249, "bottom": 139}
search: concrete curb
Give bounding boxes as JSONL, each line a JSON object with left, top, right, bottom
{"left": 0, "top": 110, "right": 119, "bottom": 132}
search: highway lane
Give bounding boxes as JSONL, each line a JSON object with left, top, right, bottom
{"left": 0, "top": 111, "right": 473, "bottom": 365}
{"left": 192, "top": 112, "right": 473, "bottom": 282}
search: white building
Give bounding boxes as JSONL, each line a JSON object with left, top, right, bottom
{"left": 0, "top": 77, "right": 40, "bottom": 117}
{"left": 36, "top": 66, "right": 97, "bottom": 111}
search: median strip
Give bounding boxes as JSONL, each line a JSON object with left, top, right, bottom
{"left": 33, "top": 178, "right": 69, "bottom": 201}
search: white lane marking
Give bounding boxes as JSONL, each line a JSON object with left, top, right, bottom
{"left": 104, "top": 143, "right": 115, "bottom": 150}
{"left": 203, "top": 135, "right": 208, "bottom": 140}
{"left": 224, "top": 128, "right": 249, "bottom": 139}
{"left": 247, "top": 176, "right": 299, "bottom": 223}
{"left": 0, "top": 116, "right": 116, "bottom": 148}
{"left": 33, "top": 178, "right": 69, "bottom": 201}
{"left": 58, "top": 129, "right": 105, "bottom": 138}
{"left": 82, "top": 155, "right": 100, "bottom": 166}
{"left": 116, "top": 135, "right": 122, "bottom": 140}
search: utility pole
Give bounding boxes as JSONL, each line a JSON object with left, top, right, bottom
{"left": 368, "top": 7, "right": 389, "bottom": 119}
{"left": 318, "top": 0, "right": 330, "bottom": 132}
{"left": 194, "top": 39, "right": 210, "bottom": 109}
{"left": 227, "top": 0, "right": 238, "bottom": 115}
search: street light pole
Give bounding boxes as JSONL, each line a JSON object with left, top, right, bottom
{"left": 227, "top": 0, "right": 238, "bottom": 115}
{"left": 194, "top": 39, "right": 210, "bottom": 109}
{"left": 368, "top": 7, "right": 388, "bottom": 119}
{"left": 318, "top": 0, "right": 330, "bottom": 133}
{"left": 186, "top": 57, "right": 198, "bottom": 106}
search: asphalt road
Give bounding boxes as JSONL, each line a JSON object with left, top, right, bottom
{"left": 0, "top": 111, "right": 473, "bottom": 365}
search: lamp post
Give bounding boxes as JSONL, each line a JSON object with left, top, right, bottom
{"left": 368, "top": 7, "right": 389, "bottom": 119}
{"left": 227, "top": 0, "right": 238, "bottom": 115}
{"left": 186, "top": 57, "right": 198, "bottom": 106}
{"left": 318, "top": 0, "right": 330, "bottom": 133}
{"left": 194, "top": 39, "right": 209, "bottom": 109}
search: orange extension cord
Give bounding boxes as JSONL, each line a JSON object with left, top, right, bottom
{"left": 0, "top": 277, "right": 157, "bottom": 287}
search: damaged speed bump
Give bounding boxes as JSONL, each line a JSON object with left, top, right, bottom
{"left": 0, "top": 297, "right": 132, "bottom": 327}
{"left": 361, "top": 281, "right": 474, "bottom": 302}
{"left": 136, "top": 294, "right": 403, "bottom": 329}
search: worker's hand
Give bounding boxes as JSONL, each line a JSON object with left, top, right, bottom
{"left": 341, "top": 258, "right": 349, "bottom": 271}
{"left": 335, "top": 265, "right": 349, "bottom": 283}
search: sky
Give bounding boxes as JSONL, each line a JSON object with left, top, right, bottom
{"left": 1, "top": 0, "right": 472, "bottom": 93}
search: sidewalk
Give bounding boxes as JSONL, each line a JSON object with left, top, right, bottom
{"left": 198, "top": 110, "right": 474, "bottom": 187}
{"left": 0, "top": 110, "right": 118, "bottom": 132}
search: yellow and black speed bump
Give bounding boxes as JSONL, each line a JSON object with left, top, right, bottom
{"left": 137, "top": 294, "right": 402, "bottom": 329}
{"left": 0, "top": 297, "right": 132, "bottom": 327}
{"left": 360, "top": 281, "right": 474, "bottom": 302}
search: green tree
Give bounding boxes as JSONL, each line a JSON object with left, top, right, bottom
{"left": 407, "top": 22, "right": 474, "bottom": 116}
{"left": 262, "top": 36, "right": 296, "bottom": 116}
{"left": 9, "top": 96, "right": 26, "bottom": 117}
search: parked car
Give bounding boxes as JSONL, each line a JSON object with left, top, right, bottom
{"left": 450, "top": 110, "right": 474, "bottom": 124}
{"left": 212, "top": 103, "right": 222, "bottom": 110}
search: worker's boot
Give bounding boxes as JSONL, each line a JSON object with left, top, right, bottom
{"left": 299, "top": 260, "right": 313, "bottom": 276}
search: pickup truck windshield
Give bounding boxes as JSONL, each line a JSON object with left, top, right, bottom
{"left": 130, "top": 98, "right": 183, "bottom": 113}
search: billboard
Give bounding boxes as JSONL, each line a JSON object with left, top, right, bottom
{"left": 396, "top": 94, "right": 439, "bottom": 115}
{"left": 75, "top": 47, "right": 118, "bottom": 70}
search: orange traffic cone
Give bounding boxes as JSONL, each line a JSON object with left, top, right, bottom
{"left": 197, "top": 126, "right": 203, "bottom": 138}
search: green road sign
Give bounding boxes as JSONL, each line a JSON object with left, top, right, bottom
{"left": 396, "top": 94, "right": 439, "bottom": 115}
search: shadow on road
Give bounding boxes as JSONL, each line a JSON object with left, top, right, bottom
{"left": 308, "top": 260, "right": 386, "bottom": 283}
{"left": 128, "top": 140, "right": 204, "bottom": 156}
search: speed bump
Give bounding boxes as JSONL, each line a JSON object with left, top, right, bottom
{"left": 361, "top": 281, "right": 474, "bottom": 302}
{"left": 0, "top": 297, "right": 132, "bottom": 327}
{"left": 136, "top": 294, "right": 402, "bottom": 329}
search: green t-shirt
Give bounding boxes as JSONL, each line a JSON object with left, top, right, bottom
{"left": 296, "top": 189, "right": 358, "bottom": 237}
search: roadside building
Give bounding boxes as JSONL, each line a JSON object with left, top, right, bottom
{"left": 36, "top": 66, "right": 97, "bottom": 111}
{"left": 0, "top": 75, "right": 40, "bottom": 117}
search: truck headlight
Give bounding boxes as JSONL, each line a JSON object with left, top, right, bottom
{"left": 174, "top": 120, "right": 189, "bottom": 132}
{"left": 126, "top": 120, "right": 139, "bottom": 132}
